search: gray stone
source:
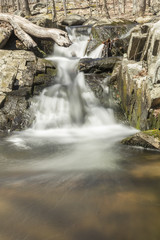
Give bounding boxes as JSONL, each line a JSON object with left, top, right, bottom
{"left": 61, "top": 14, "right": 86, "bottom": 26}
{"left": 122, "top": 131, "right": 160, "bottom": 150}
{"left": 0, "top": 50, "right": 57, "bottom": 131}
{"left": 79, "top": 57, "right": 122, "bottom": 74}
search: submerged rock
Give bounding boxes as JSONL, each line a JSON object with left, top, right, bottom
{"left": 122, "top": 130, "right": 160, "bottom": 150}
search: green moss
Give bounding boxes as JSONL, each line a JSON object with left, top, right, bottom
{"left": 148, "top": 109, "right": 160, "bottom": 129}
{"left": 135, "top": 88, "right": 142, "bottom": 129}
{"left": 143, "top": 129, "right": 160, "bottom": 140}
{"left": 46, "top": 68, "right": 57, "bottom": 76}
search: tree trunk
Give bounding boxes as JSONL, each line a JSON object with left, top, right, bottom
{"left": 103, "top": 0, "right": 110, "bottom": 18}
{"left": 62, "top": 0, "right": 67, "bottom": 16}
{"left": 22, "top": 0, "right": 31, "bottom": 15}
{"left": 139, "top": 0, "right": 146, "bottom": 16}
{"left": 0, "top": 14, "right": 72, "bottom": 47}
{"left": 17, "top": 0, "right": 20, "bottom": 11}
{"left": 133, "top": 0, "right": 139, "bottom": 15}
{"left": 52, "top": 0, "right": 57, "bottom": 20}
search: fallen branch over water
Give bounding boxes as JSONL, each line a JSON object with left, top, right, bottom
{"left": 0, "top": 13, "right": 72, "bottom": 55}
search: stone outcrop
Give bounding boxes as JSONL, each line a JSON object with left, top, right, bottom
{"left": 0, "top": 50, "right": 56, "bottom": 132}
{"left": 86, "top": 23, "right": 136, "bottom": 57}
{"left": 122, "top": 130, "right": 160, "bottom": 150}
{"left": 116, "top": 21, "right": 160, "bottom": 130}
{"left": 79, "top": 57, "right": 122, "bottom": 73}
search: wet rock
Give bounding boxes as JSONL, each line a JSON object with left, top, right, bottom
{"left": 85, "top": 74, "right": 105, "bottom": 103}
{"left": 0, "top": 50, "right": 57, "bottom": 131}
{"left": 86, "top": 23, "right": 136, "bottom": 57}
{"left": 79, "top": 57, "right": 122, "bottom": 74}
{"left": 61, "top": 14, "right": 86, "bottom": 26}
{"left": 122, "top": 130, "right": 160, "bottom": 150}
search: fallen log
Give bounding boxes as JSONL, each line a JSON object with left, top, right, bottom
{"left": 0, "top": 13, "right": 72, "bottom": 55}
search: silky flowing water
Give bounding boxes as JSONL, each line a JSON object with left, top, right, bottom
{"left": 0, "top": 27, "right": 160, "bottom": 240}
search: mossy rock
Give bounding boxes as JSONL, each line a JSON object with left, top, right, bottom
{"left": 122, "top": 130, "right": 160, "bottom": 150}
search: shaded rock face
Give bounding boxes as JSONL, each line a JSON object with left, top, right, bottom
{"left": 117, "top": 21, "right": 160, "bottom": 130}
{"left": 86, "top": 24, "right": 136, "bottom": 57}
{"left": 79, "top": 57, "right": 122, "bottom": 74}
{"left": 0, "top": 22, "right": 13, "bottom": 49}
{"left": 0, "top": 50, "right": 56, "bottom": 132}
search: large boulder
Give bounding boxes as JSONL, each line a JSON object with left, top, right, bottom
{"left": 0, "top": 50, "right": 57, "bottom": 132}
{"left": 61, "top": 14, "right": 86, "bottom": 26}
{"left": 116, "top": 21, "right": 160, "bottom": 130}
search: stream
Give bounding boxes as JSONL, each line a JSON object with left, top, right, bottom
{"left": 0, "top": 27, "right": 160, "bottom": 240}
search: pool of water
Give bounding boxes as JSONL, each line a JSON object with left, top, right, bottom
{"left": 0, "top": 136, "right": 160, "bottom": 240}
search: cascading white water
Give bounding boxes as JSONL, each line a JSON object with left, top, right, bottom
{"left": 32, "top": 27, "right": 115, "bottom": 130}
{"left": 8, "top": 27, "right": 137, "bottom": 148}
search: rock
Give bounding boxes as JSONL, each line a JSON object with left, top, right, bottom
{"left": 79, "top": 57, "right": 122, "bottom": 74}
{"left": 86, "top": 23, "right": 136, "bottom": 57}
{"left": 122, "top": 130, "right": 160, "bottom": 150}
{"left": 29, "top": 15, "right": 55, "bottom": 28}
{"left": 85, "top": 74, "right": 105, "bottom": 103}
{"left": 0, "top": 50, "right": 57, "bottom": 131}
{"left": 150, "top": 2, "right": 160, "bottom": 15}
{"left": 83, "top": 17, "right": 98, "bottom": 26}
{"left": 136, "top": 16, "right": 153, "bottom": 24}
{"left": 0, "top": 22, "right": 13, "bottom": 49}
{"left": 32, "top": 3, "right": 46, "bottom": 11}
{"left": 127, "top": 32, "right": 147, "bottom": 61}
{"left": 61, "top": 14, "right": 86, "bottom": 26}
{"left": 118, "top": 59, "right": 149, "bottom": 130}
{"left": 116, "top": 20, "right": 160, "bottom": 130}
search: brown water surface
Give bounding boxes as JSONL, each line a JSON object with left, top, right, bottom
{"left": 0, "top": 139, "right": 160, "bottom": 240}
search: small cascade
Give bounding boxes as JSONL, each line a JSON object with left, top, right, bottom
{"left": 88, "top": 44, "right": 104, "bottom": 58}
{"left": 32, "top": 27, "right": 114, "bottom": 130}
{"left": 8, "top": 26, "right": 137, "bottom": 147}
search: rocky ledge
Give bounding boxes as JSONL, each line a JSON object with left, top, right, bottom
{"left": 0, "top": 50, "right": 56, "bottom": 132}
{"left": 122, "top": 130, "right": 160, "bottom": 150}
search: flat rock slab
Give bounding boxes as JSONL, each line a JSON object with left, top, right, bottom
{"left": 122, "top": 130, "right": 160, "bottom": 150}
{"left": 79, "top": 57, "right": 122, "bottom": 74}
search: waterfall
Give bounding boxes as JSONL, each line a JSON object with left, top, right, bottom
{"left": 8, "top": 27, "right": 137, "bottom": 148}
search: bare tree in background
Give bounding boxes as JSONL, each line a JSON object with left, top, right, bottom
{"left": 52, "top": 0, "right": 57, "bottom": 20}
{"left": 22, "top": 0, "right": 31, "bottom": 15}
{"left": 139, "top": 0, "right": 146, "bottom": 15}
{"left": 62, "top": 0, "right": 67, "bottom": 16}
{"left": 87, "top": 0, "right": 92, "bottom": 16}
{"left": 16, "top": 0, "right": 21, "bottom": 11}
{"left": 103, "top": 0, "right": 110, "bottom": 18}
{"left": 132, "top": 0, "right": 139, "bottom": 15}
